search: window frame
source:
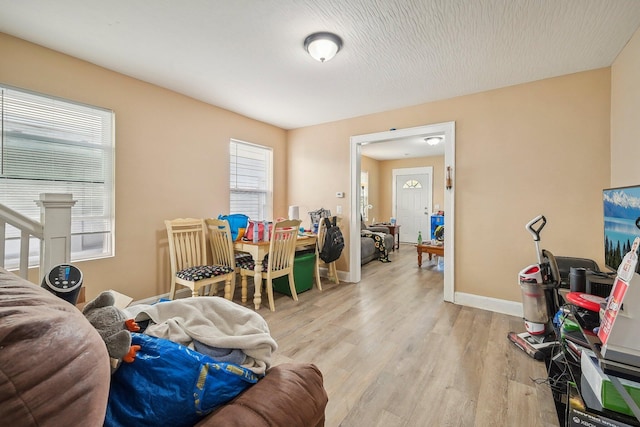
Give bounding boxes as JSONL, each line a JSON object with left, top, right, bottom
{"left": 229, "top": 139, "right": 273, "bottom": 221}
{"left": 0, "top": 84, "right": 115, "bottom": 268}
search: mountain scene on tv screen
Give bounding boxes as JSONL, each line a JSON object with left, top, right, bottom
{"left": 603, "top": 187, "right": 640, "bottom": 270}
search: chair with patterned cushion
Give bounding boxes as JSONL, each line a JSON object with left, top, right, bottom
{"left": 234, "top": 252, "right": 261, "bottom": 304}
{"left": 165, "top": 218, "right": 235, "bottom": 299}
{"left": 204, "top": 218, "right": 238, "bottom": 300}
{"left": 239, "top": 219, "right": 301, "bottom": 311}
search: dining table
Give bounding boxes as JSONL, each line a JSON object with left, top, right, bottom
{"left": 234, "top": 234, "right": 319, "bottom": 310}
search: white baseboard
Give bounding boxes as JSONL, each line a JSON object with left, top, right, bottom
{"left": 454, "top": 291, "right": 523, "bottom": 318}
{"left": 135, "top": 283, "right": 522, "bottom": 319}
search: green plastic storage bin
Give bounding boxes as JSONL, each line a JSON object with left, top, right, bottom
{"left": 272, "top": 251, "right": 316, "bottom": 296}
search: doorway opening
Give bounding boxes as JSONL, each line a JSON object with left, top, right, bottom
{"left": 392, "top": 166, "right": 433, "bottom": 244}
{"left": 349, "top": 122, "right": 455, "bottom": 302}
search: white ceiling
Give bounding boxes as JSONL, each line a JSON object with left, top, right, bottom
{"left": 1, "top": 0, "right": 640, "bottom": 158}
{"left": 362, "top": 134, "right": 446, "bottom": 160}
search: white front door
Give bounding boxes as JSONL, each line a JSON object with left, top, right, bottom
{"left": 393, "top": 167, "right": 432, "bottom": 243}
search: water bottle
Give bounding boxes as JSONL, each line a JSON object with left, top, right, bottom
{"left": 252, "top": 221, "right": 259, "bottom": 243}
{"left": 263, "top": 220, "right": 269, "bottom": 241}
{"left": 417, "top": 231, "right": 423, "bottom": 245}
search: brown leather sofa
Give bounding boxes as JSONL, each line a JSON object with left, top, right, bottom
{"left": 0, "top": 267, "right": 328, "bottom": 426}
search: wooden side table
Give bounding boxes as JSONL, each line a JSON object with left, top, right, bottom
{"left": 416, "top": 244, "right": 444, "bottom": 267}
{"left": 386, "top": 224, "right": 400, "bottom": 251}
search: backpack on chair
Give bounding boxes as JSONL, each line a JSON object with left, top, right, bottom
{"left": 320, "top": 217, "right": 345, "bottom": 263}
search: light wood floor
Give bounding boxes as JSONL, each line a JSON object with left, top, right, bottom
{"left": 234, "top": 244, "right": 560, "bottom": 427}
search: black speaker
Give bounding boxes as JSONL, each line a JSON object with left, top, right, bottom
{"left": 41, "top": 264, "right": 83, "bottom": 305}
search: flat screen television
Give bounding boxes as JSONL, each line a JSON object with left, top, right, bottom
{"left": 603, "top": 185, "right": 640, "bottom": 271}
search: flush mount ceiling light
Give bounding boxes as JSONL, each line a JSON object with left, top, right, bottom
{"left": 425, "top": 137, "right": 443, "bottom": 146}
{"left": 304, "top": 32, "right": 343, "bottom": 62}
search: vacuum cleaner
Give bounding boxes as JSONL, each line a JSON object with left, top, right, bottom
{"left": 508, "top": 215, "right": 560, "bottom": 360}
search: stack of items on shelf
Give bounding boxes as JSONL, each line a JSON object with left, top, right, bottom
{"left": 507, "top": 214, "right": 640, "bottom": 426}
{"left": 561, "top": 237, "right": 640, "bottom": 426}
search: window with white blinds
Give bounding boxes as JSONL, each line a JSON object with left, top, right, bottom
{"left": 0, "top": 85, "right": 115, "bottom": 268}
{"left": 229, "top": 139, "right": 272, "bottom": 220}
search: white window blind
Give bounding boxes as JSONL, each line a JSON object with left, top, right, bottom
{"left": 0, "top": 85, "right": 115, "bottom": 268}
{"left": 229, "top": 139, "right": 272, "bottom": 220}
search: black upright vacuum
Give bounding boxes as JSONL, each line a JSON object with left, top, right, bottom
{"left": 507, "top": 215, "right": 560, "bottom": 360}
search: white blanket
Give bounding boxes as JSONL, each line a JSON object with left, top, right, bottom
{"left": 125, "top": 297, "right": 278, "bottom": 375}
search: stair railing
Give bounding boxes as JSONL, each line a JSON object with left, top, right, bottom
{"left": 0, "top": 193, "right": 76, "bottom": 281}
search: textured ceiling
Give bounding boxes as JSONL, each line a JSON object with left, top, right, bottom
{"left": 1, "top": 0, "right": 640, "bottom": 139}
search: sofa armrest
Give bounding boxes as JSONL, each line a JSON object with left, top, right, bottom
{"left": 0, "top": 267, "right": 111, "bottom": 425}
{"left": 367, "top": 225, "right": 390, "bottom": 234}
{"left": 197, "top": 363, "right": 328, "bottom": 427}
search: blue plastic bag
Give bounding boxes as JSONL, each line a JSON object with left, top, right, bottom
{"left": 105, "top": 333, "right": 259, "bottom": 427}
{"left": 218, "top": 213, "right": 249, "bottom": 241}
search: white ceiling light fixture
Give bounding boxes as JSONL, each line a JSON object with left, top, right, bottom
{"left": 425, "top": 137, "right": 442, "bottom": 146}
{"left": 304, "top": 32, "right": 343, "bottom": 62}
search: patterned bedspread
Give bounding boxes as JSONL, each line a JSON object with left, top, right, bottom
{"left": 361, "top": 230, "right": 390, "bottom": 262}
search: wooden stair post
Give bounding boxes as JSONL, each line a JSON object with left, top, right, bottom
{"left": 36, "top": 193, "right": 77, "bottom": 282}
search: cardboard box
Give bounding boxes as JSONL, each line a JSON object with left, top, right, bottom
{"left": 582, "top": 349, "right": 640, "bottom": 417}
{"left": 598, "top": 238, "right": 640, "bottom": 368}
{"left": 109, "top": 289, "right": 133, "bottom": 309}
{"left": 76, "top": 289, "right": 132, "bottom": 311}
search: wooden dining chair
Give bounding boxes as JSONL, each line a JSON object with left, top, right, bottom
{"left": 239, "top": 219, "right": 301, "bottom": 311}
{"left": 316, "top": 216, "right": 339, "bottom": 286}
{"left": 205, "top": 218, "right": 237, "bottom": 300}
{"left": 164, "top": 218, "right": 235, "bottom": 299}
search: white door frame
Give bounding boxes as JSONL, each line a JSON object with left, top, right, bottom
{"left": 349, "top": 121, "right": 455, "bottom": 302}
{"left": 392, "top": 166, "right": 433, "bottom": 242}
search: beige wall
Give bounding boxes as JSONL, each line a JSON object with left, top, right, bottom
{"left": 0, "top": 33, "right": 288, "bottom": 301}
{"left": 611, "top": 27, "right": 640, "bottom": 187}
{"left": 289, "top": 68, "right": 611, "bottom": 302}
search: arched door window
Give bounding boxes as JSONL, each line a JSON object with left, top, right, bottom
{"left": 402, "top": 179, "right": 422, "bottom": 189}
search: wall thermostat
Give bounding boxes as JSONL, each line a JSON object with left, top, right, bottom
{"left": 336, "top": 192, "right": 344, "bottom": 198}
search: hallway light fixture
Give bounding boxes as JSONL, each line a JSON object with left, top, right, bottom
{"left": 425, "top": 137, "right": 442, "bottom": 146}
{"left": 304, "top": 32, "right": 343, "bottom": 62}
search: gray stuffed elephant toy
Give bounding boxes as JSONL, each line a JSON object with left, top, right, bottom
{"left": 82, "top": 290, "right": 140, "bottom": 372}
